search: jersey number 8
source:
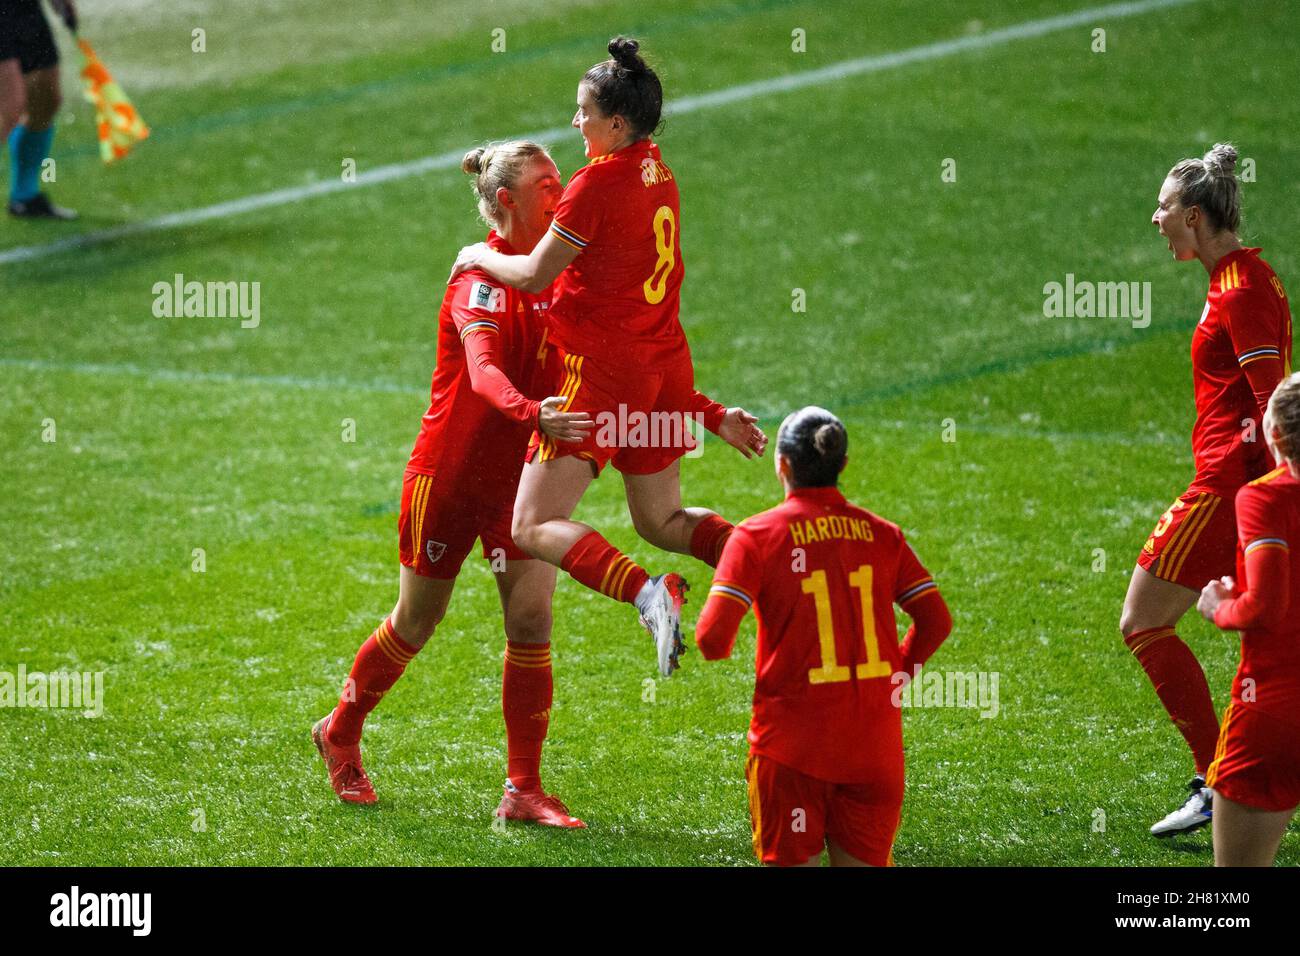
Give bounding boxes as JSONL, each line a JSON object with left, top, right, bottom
{"left": 643, "top": 205, "right": 676, "bottom": 305}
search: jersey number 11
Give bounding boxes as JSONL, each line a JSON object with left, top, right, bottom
{"left": 801, "top": 566, "right": 893, "bottom": 684}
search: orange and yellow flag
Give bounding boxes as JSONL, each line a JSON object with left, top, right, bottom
{"left": 77, "top": 38, "right": 149, "bottom": 164}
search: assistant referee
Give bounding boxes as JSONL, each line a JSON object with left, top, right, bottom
{"left": 1, "top": 0, "right": 78, "bottom": 219}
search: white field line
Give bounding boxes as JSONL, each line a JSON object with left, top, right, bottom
{"left": 0, "top": 356, "right": 425, "bottom": 395}
{"left": 0, "top": 354, "right": 1182, "bottom": 446}
{"left": 0, "top": 0, "right": 1198, "bottom": 267}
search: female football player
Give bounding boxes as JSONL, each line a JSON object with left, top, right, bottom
{"left": 1125, "top": 143, "right": 1292, "bottom": 836}
{"left": 448, "top": 38, "right": 767, "bottom": 678}
{"left": 1198, "top": 374, "right": 1300, "bottom": 866}
{"left": 313, "top": 140, "right": 596, "bottom": 827}
{"left": 693, "top": 407, "right": 952, "bottom": 866}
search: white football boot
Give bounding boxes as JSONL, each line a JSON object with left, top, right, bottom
{"left": 635, "top": 573, "right": 688, "bottom": 678}
{"left": 1150, "top": 775, "right": 1213, "bottom": 838}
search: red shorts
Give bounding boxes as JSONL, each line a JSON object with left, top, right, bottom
{"left": 1207, "top": 701, "right": 1300, "bottom": 813}
{"left": 526, "top": 346, "right": 702, "bottom": 476}
{"left": 1136, "top": 487, "right": 1237, "bottom": 591}
{"left": 744, "top": 751, "right": 902, "bottom": 867}
{"left": 397, "top": 471, "right": 529, "bottom": 579}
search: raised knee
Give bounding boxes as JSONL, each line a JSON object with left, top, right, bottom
{"left": 629, "top": 509, "right": 658, "bottom": 542}
{"left": 630, "top": 507, "right": 680, "bottom": 550}
{"left": 510, "top": 514, "right": 542, "bottom": 558}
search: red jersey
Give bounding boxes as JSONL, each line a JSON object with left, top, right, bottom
{"left": 1190, "top": 248, "right": 1292, "bottom": 495}
{"left": 696, "top": 486, "right": 948, "bottom": 783}
{"left": 1216, "top": 467, "right": 1300, "bottom": 723}
{"left": 407, "top": 231, "right": 551, "bottom": 508}
{"left": 546, "top": 138, "right": 688, "bottom": 372}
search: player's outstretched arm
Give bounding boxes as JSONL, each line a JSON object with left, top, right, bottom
{"left": 447, "top": 231, "right": 579, "bottom": 293}
{"left": 894, "top": 541, "right": 951, "bottom": 673}
{"left": 462, "top": 331, "right": 595, "bottom": 442}
{"left": 695, "top": 525, "right": 762, "bottom": 660}
{"left": 461, "top": 328, "right": 542, "bottom": 427}
{"left": 1200, "top": 485, "right": 1292, "bottom": 629}
{"left": 694, "top": 585, "right": 748, "bottom": 660}
{"left": 897, "top": 590, "right": 952, "bottom": 674}
{"left": 537, "top": 396, "right": 596, "bottom": 444}
{"left": 1200, "top": 552, "right": 1290, "bottom": 630}
{"left": 716, "top": 407, "right": 768, "bottom": 459}
{"left": 688, "top": 390, "right": 767, "bottom": 457}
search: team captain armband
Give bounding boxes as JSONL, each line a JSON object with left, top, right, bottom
{"left": 1244, "top": 536, "right": 1289, "bottom": 555}
{"left": 459, "top": 319, "right": 499, "bottom": 340}
{"left": 896, "top": 576, "right": 938, "bottom": 606}
{"left": 549, "top": 220, "right": 589, "bottom": 251}
{"left": 1237, "top": 345, "right": 1282, "bottom": 368}
{"left": 708, "top": 581, "right": 754, "bottom": 610}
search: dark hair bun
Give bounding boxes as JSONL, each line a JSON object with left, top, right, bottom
{"left": 608, "top": 36, "right": 644, "bottom": 70}
{"left": 583, "top": 37, "right": 661, "bottom": 140}
{"left": 813, "top": 422, "right": 846, "bottom": 458}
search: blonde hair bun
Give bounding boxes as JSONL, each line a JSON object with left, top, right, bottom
{"left": 1168, "top": 142, "right": 1242, "bottom": 234}
{"left": 461, "top": 147, "right": 487, "bottom": 176}
{"left": 1203, "top": 142, "right": 1238, "bottom": 178}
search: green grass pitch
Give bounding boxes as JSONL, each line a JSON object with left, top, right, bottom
{"left": 2, "top": 0, "right": 1298, "bottom": 865}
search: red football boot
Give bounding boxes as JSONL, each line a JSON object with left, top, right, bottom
{"left": 311, "top": 711, "right": 378, "bottom": 805}
{"left": 495, "top": 779, "right": 586, "bottom": 828}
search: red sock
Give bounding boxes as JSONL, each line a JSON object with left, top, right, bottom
{"left": 689, "top": 513, "right": 733, "bottom": 568}
{"left": 503, "top": 640, "right": 553, "bottom": 792}
{"left": 560, "top": 531, "right": 648, "bottom": 604}
{"left": 1126, "top": 626, "right": 1220, "bottom": 773}
{"left": 329, "top": 617, "right": 420, "bottom": 747}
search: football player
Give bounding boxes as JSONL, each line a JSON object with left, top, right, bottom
{"left": 313, "top": 141, "right": 590, "bottom": 825}
{"left": 1198, "top": 374, "right": 1300, "bottom": 866}
{"left": 694, "top": 407, "right": 952, "bottom": 866}
{"left": 1127, "top": 143, "right": 1292, "bottom": 836}
{"left": 448, "top": 37, "right": 768, "bottom": 679}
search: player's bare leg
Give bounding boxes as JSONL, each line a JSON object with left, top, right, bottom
{"left": 8, "top": 65, "right": 76, "bottom": 220}
{"left": 492, "top": 558, "right": 584, "bottom": 828}
{"left": 1121, "top": 565, "right": 1199, "bottom": 636}
{"left": 390, "top": 563, "right": 454, "bottom": 651}
{"left": 827, "top": 840, "right": 874, "bottom": 867}
{"left": 0, "top": 58, "right": 25, "bottom": 143}
{"left": 1213, "top": 796, "right": 1294, "bottom": 866}
{"left": 622, "top": 458, "right": 730, "bottom": 560}
{"left": 1121, "top": 566, "right": 1219, "bottom": 836}
{"left": 511, "top": 456, "right": 596, "bottom": 564}
{"left": 495, "top": 558, "right": 555, "bottom": 647}
{"left": 513, "top": 456, "right": 685, "bottom": 676}
{"left": 313, "top": 567, "right": 452, "bottom": 804}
